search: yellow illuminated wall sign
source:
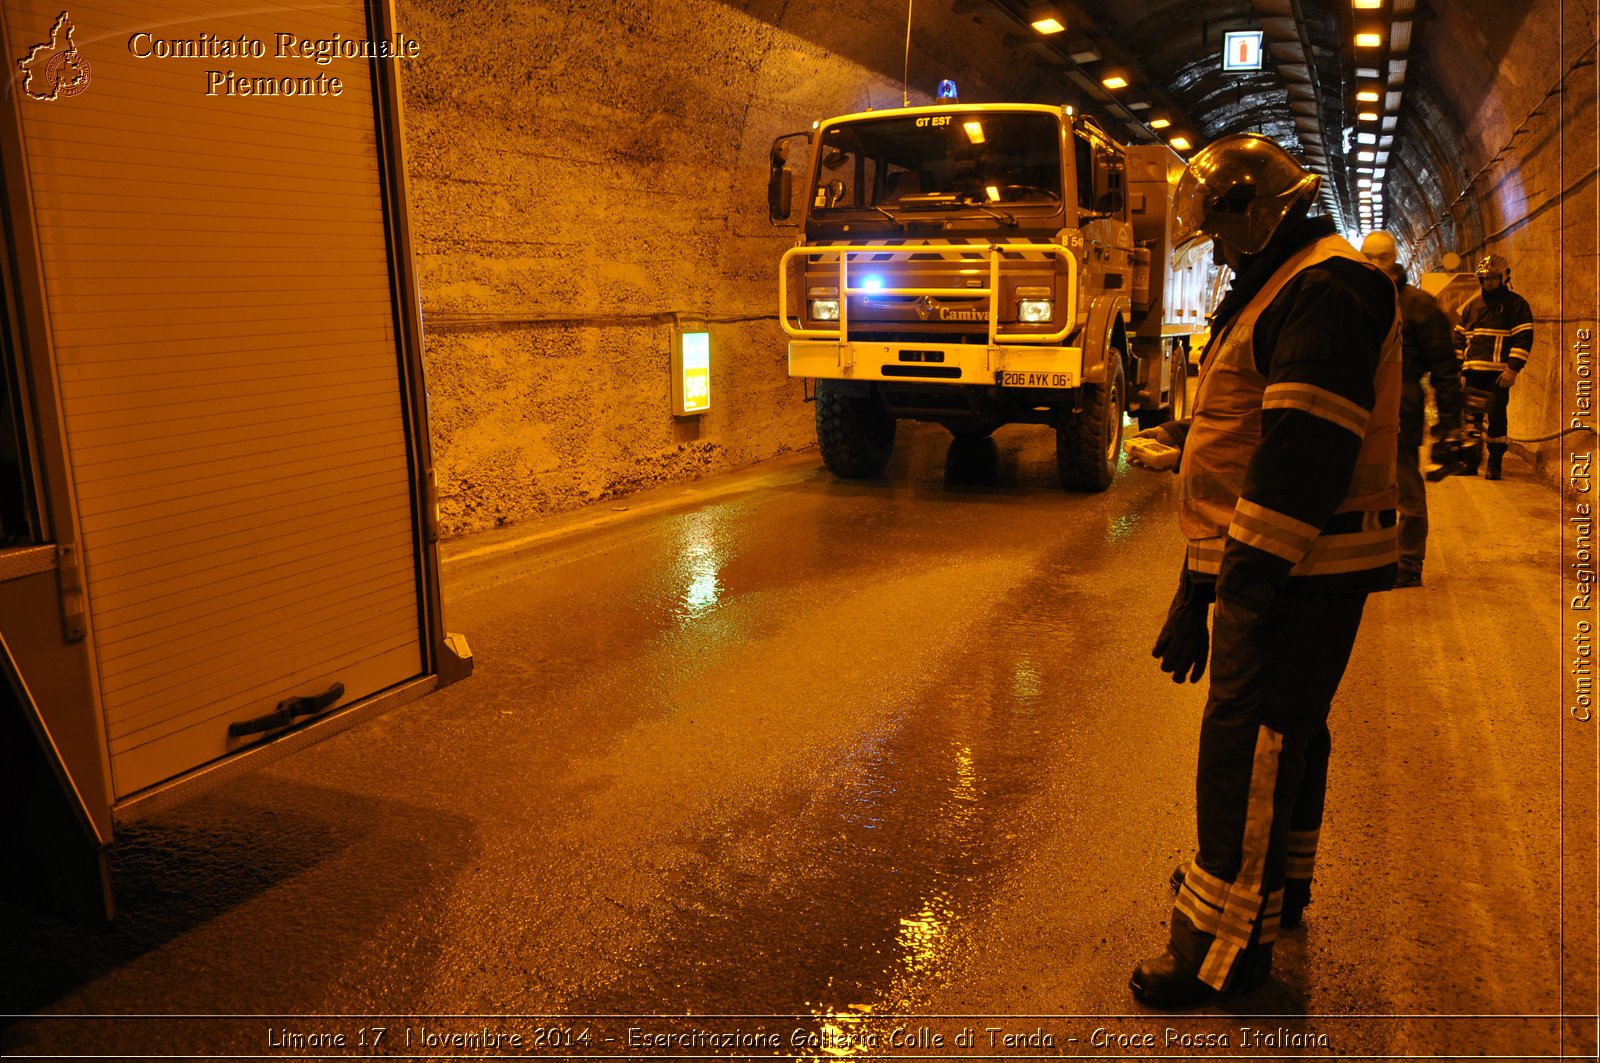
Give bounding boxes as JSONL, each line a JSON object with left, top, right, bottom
{"left": 673, "top": 327, "right": 711, "bottom": 416}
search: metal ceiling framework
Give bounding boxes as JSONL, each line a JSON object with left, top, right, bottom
{"left": 971, "top": 0, "right": 1424, "bottom": 240}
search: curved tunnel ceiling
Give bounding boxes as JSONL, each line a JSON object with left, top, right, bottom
{"left": 964, "top": 0, "right": 1516, "bottom": 256}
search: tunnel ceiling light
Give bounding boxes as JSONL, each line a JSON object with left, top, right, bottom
{"left": 1028, "top": 4, "right": 1067, "bottom": 35}
{"left": 1358, "top": 177, "right": 1372, "bottom": 187}
{"left": 1358, "top": 150, "right": 1377, "bottom": 161}
{"left": 964, "top": 120, "right": 987, "bottom": 144}
{"left": 1357, "top": 90, "right": 1381, "bottom": 102}
{"left": 1102, "top": 74, "right": 1129, "bottom": 90}
{"left": 1357, "top": 132, "right": 1377, "bottom": 145}
{"left": 1353, "top": 0, "right": 1383, "bottom": 8}
{"left": 1149, "top": 117, "right": 1172, "bottom": 129}
{"left": 1170, "top": 135, "right": 1192, "bottom": 151}
{"left": 1355, "top": 31, "right": 1384, "bottom": 48}
{"left": 1127, "top": 99, "right": 1150, "bottom": 110}
{"left": 1358, "top": 110, "right": 1379, "bottom": 121}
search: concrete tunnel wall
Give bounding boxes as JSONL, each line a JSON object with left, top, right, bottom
{"left": 1389, "top": 0, "right": 1597, "bottom": 488}
{"left": 396, "top": 0, "right": 1597, "bottom": 538}
{"left": 396, "top": 0, "right": 1055, "bottom": 537}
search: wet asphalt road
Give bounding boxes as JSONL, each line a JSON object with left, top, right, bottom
{"left": 1, "top": 420, "right": 1588, "bottom": 1060}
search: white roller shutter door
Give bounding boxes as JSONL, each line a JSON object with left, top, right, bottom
{"left": 7, "top": 0, "right": 425, "bottom": 797}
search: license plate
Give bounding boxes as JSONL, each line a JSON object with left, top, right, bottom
{"left": 1000, "top": 370, "right": 1073, "bottom": 388}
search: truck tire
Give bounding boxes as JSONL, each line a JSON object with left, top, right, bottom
{"left": 1135, "top": 342, "right": 1188, "bottom": 429}
{"left": 1056, "top": 356, "right": 1125, "bottom": 491}
{"left": 815, "top": 381, "right": 895, "bottom": 477}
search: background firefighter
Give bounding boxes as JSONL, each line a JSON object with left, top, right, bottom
{"left": 1129, "top": 133, "right": 1401, "bottom": 1008}
{"left": 1360, "top": 231, "right": 1462, "bottom": 586}
{"left": 1451, "top": 254, "right": 1534, "bottom": 479}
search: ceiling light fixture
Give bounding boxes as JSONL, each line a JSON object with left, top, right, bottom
{"left": 1027, "top": 3, "right": 1067, "bottom": 34}
{"left": 1066, "top": 37, "right": 1100, "bottom": 64}
{"left": 1355, "top": 32, "right": 1383, "bottom": 48}
{"left": 1102, "top": 74, "right": 1129, "bottom": 90}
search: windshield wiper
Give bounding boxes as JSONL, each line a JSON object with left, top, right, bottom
{"left": 887, "top": 192, "right": 1017, "bottom": 228}
{"left": 872, "top": 204, "right": 908, "bottom": 229}
{"left": 969, "top": 202, "right": 1018, "bottom": 228}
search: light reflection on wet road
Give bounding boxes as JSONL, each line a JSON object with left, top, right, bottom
{"left": 0, "top": 421, "right": 1575, "bottom": 1060}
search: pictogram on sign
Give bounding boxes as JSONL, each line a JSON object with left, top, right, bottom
{"left": 1222, "top": 30, "right": 1263, "bottom": 72}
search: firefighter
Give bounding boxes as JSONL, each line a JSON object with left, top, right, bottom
{"left": 1131, "top": 133, "right": 1401, "bottom": 1007}
{"left": 1452, "top": 254, "right": 1533, "bottom": 479}
{"left": 1359, "top": 231, "right": 1462, "bottom": 586}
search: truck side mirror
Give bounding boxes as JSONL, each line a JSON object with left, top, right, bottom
{"left": 769, "top": 166, "right": 793, "bottom": 221}
{"left": 769, "top": 139, "right": 794, "bottom": 222}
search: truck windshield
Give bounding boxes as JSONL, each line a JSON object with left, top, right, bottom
{"left": 810, "top": 111, "right": 1063, "bottom": 215}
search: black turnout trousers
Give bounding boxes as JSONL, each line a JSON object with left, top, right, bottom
{"left": 1168, "top": 586, "right": 1369, "bottom": 990}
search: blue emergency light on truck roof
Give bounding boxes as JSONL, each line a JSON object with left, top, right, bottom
{"left": 938, "top": 79, "right": 958, "bottom": 99}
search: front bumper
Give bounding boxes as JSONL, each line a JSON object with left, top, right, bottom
{"left": 789, "top": 340, "right": 1084, "bottom": 389}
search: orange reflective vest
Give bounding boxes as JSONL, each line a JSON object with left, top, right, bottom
{"left": 1179, "top": 234, "right": 1401, "bottom": 580}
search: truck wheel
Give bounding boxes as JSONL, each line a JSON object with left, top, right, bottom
{"left": 1135, "top": 343, "right": 1188, "bottom": 429}
{"left": 815, "top": 381, "right": 895, "bottom": 477}
{"left": 1057, "top": 356, "right": 1125, "bottom": 491}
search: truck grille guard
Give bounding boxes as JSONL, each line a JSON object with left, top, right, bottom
{"left": 779, "top": 242, "right": 1078, "bottom": 347}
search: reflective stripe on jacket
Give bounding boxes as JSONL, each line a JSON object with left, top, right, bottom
{"left": 1180, "top": 234, "right": 1401, "bottom": 581}
{"left": 1453, "top": 290, "right": 1534, "bottom": 372}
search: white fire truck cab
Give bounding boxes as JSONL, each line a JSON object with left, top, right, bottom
{"left": 770, "top": 101, "right": 1212, "bottom": 490}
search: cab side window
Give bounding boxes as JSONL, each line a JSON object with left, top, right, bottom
{"left": 1073, "top": 131, "right": 1124, "bottom": 215}
{"left": 1074, "top": 134, "right": 1096, "bottom": 212}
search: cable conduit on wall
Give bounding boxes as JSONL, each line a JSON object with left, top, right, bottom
{"left": 1415, "top": 40, "right": 1598, "bottom": 247}
{"left": 421, "top": 312, "right": 777, "bottom": 331}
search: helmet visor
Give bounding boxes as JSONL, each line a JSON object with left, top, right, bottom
{"left": 1171, "top": 169, "right": 1211, "bottom": 263}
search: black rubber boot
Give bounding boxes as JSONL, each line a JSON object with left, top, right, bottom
{"left": 1130, "top": 948, "right": 1271, "bottom": 1008}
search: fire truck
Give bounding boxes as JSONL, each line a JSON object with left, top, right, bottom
{"left": 0, "top": 0, "right": 469, "bottom": 922}
{"left": 769, "top": 101, "right": 1212, "bottom": 490}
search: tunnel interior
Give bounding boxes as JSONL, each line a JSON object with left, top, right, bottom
{"left": 396, "top": 0, "right": 1591, "bottom": 535}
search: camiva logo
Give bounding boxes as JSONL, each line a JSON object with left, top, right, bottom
{"left": 17, "top": 11, "right": 91, "bottom": 101}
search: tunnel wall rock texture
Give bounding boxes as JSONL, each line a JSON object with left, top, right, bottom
{"left": 394, "top": 0, "right": 1053, "bottom": 536}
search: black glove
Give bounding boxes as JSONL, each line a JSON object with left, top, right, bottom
{"left": 1153, "top": 571, "right": 1214, "bottom": 684}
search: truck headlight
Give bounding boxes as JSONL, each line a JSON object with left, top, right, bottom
{"left": 808, "top": 286, "right": 841, "bottom": 321}
{"left": 1017, "top": 298, "right": 1053, "bottom": 322}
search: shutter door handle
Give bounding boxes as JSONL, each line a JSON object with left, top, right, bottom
{"left": 228, "top": 681, "right": 346, "bottom": 737}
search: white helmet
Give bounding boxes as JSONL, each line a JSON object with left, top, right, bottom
{"left": 1360, "top": 231, "right": 1402, "bottom": 281}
